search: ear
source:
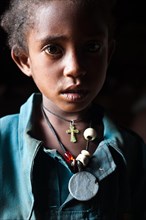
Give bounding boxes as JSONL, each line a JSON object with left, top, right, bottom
{"left": 108, "top": 39, "right": 116, "bottom": 64}
{"left": 11, "top": 46, "right": 32, "bottom": 77}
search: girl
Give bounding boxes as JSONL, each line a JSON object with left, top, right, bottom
{"left": 0, "top": 0, "right": 145, "bottom": 219}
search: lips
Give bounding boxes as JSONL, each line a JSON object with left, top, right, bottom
{"left": 62, "top": 84, "right": 87, "bottom": 93}
{"left": 61, "top": 86, "right": 88, "bottom": 102}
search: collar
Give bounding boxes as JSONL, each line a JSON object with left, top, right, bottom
{"left": 18, "top": 93, "right": 126, "bottom": 182}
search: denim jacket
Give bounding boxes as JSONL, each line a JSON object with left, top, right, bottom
{"left": 0, "top": 93, "right": 146, "bottom": 220}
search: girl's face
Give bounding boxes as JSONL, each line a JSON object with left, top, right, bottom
{"left": 13, "top": 0, "right": 114, "bottom": 113}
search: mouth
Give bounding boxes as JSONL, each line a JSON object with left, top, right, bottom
{"left": 61, "top": 88, "right": 88, "bottom": 102}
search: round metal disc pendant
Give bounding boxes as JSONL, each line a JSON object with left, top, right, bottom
{"left": 68, "top": 171, "right": 99, "bottom": 201}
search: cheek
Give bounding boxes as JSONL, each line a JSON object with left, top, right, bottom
{"left": 30, "top": 58, "right": 58, "bottom": 81}
{"left": 32, "top": 75, "right": 58, "bottom": 101}
{"left": 33, "top": 73, "right": 56, "bottom": 89}
{"left": 88, "top": 66, "right": 107, "bottom": 96}
{"left": 29, "top": 64, "right": 54, "bottom": 91}
{"left": 94, "top": 57, "right": 108, "bottom": 85}
{"left": 87, "top": 51, "right": 108, "bottom": 78}
{"left": 88, "top": 62, "right": 107, "bottom": 85}
{"left": 93, "top": 75, "right": 106, "bottom": 93}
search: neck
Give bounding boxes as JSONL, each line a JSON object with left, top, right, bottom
{"left": 42, "top": 105, "right": 92, "bottom": 125}
{"left": 43, "top": 105, "right": 87, "bottom": 123}
{"left": 41, "top": 106, "right": 99, "bottom": 172}
{"left": 42, "top": 104, "right": 92, "bottom": 143}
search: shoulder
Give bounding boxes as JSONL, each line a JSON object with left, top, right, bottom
{"left": 0, "top": 114, "right": 19, "bottom": 133}
{"left": 102, "top": 113, "right": 146, "bottom": 175}
{"left": 0, "top": 93, "right": 41, "bottom": 132}
{"left": 111, "top": 123, "right": 146, "bottom": 214}
{"left": 0, "top": 114, "right": 19, "bottom": 151}
{"left": 124, "top": 131, "right": 146, "bottom": 214}
{"left": 102, "top": 110, "right": 145, "bottom": 153}
{"left": 118, "top": 125, "right": 146, "bottom": 160}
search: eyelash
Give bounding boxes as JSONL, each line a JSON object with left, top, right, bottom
{"left": 44, "top": 44, "right": 63, "bottom": 56}
{"left": 84, "top": 42, "right": 102, "bottom": 53}
{"left": 43, "top": 41, "right": 102, "bottom": 57}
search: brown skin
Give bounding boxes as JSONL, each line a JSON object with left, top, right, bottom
{"left": 9, "top": 2, "right": 133, "bottom": 218}
{"left": 11, "top": 1, "right": 114, "bottom": 157}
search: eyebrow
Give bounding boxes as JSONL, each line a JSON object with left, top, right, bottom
{"left": 34, "top": 31, "right": 107, "bottom": 47}
{"left": 36, "top": 34, "right": 68, "bottom": 44}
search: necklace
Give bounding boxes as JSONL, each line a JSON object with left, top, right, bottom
{"left": 42, "top": 105, "right": 97, "bottom": 169}
{"left": 43, "top": 105, "right": 82, "bottom": 123}
{"left": 43, "top": 105, "right": 84, "bottom": 143}
{"left": 41, "top": 106, "right": 99, "bottom": 201}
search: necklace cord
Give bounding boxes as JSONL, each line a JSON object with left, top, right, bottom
{"left": 41, "top": 104, "right": 98, "bottom": 170}
{"left": 43, "top": 105, "right": 82, "bottom": 123}
{"left": 41, "top": 106, "right": 66, "bottom": 153}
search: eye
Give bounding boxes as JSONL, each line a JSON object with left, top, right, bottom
{"left": 43, "top": 44, "right": 63, "bottom": 56}
{"left": 84, "top": 41, "right": 102, "bottom": 53}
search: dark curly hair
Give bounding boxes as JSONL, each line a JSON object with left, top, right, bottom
{"left": 0, "top": 0, "right": 116, "bottom": 55}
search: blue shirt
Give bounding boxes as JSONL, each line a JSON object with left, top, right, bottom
{"left": 0, "top": 93, "right": 146, "bottom": 219}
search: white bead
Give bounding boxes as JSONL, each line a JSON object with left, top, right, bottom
{"left": 71, "top": 159, "right": 76, "bottom": 167}
{"left": 83, "top": 128, "right": 97, "bottom": 141}
{"left": 76, "top": 154, "right": 90, "bottom": 166}
{"left": 81, "top": 150, "right": 90, "bottom": 157}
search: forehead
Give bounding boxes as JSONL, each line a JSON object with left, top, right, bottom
{"left": 32, "top": 0, "right": 108, "bottom": 38}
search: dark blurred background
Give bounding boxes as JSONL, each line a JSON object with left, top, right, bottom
{"left": 0, "top": 0, "right": 146, "bottom": 142}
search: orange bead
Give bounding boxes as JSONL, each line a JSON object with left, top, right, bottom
{"left": 64, "top": 151, "right": 74, "bottom": 163}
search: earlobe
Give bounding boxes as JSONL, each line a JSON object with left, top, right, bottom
{"left": 11, "top": 46, "right": 32, "bottom": 77}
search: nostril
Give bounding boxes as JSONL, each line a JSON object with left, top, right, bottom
{"left": 64, "top": 65, "right": 86, "bottom": 78}
{"left": 63, "top": 52, "right": 86, "bottom": 78}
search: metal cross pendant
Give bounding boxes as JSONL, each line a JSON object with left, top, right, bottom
{"left": 66, "top": 121, "right": 79, "bottom": 143}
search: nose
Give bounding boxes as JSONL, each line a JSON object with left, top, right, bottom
{"left": 63, "top": 51, "right": 86, "bottom": 78}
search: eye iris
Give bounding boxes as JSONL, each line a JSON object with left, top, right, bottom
{"left": 49, "top": 45, "right": 58, "bottom": 54}
{"left": 89, "top": 43, "right": 99, "bottom": 51}
{"left": 85, "top": 42, "right": 100, "bottom": 53}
